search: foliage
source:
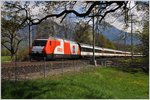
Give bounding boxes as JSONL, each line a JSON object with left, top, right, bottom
{"left": 118, "top": 58, "right": 148, "bottom": 66}
{"left": 135, "top": 1, "right": 149, "bottom": 56}
{"left": 73, "top": 21, "right": 116, "bottom": 49}
{"left": 113, "top": 42, "right": 131, "bottom": 51}
{"left": 2, "top": 67, "right": 148, "bottom": 99}
{"left": 61, "top": 17, "right": 76, "bottom": 39}
{"left": 35, "top": 18, "right": 75, "bottom": 40}
{"left": 95, "top": 33, "right": 116, "bottom": 49}
{"left": 1, "top": 56, "right": 11, "bottom": 62}
{"left": 17, "top": 48, "right": 29, "bottom": 61}
{"left": 1, "top": 49, "right": 11, "bottom": 56}
{"left": 35, "top": 19, "right": 58, "bottom": 38}
{"left": 1, "top": 48, "right": 29, "bottom": 62}
{"left": 74, "top": 21, "right": 92, "bottom": 44}
{"left": 140, "top": 21, "right": 149, "bottom": 57}
{"left": 140, "top": 21, "right": 149, "bottom": 69}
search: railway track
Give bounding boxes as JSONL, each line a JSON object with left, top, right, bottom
{"left": 1, "top": 60, "right": 86, "bottom": 67}
{"left": 2, "top": 58, "right": 133, "bottom": 80}
{"left": 1, "top": 57, "right": 130, "bottom": 68}
{"left": 1, "top": 60, "right": 90, "bottom": 80}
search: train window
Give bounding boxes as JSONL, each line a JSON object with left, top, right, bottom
{"left": 95, "top": 49, "right": 101, "bottom": 52}
{"left": 81, "top": 47, "right": 102, "bottom": 52}
{"left": 33, "top": 40, "right": 47, "bottom": 46}
{"left": 103, "top": 50, "right": 112, "bottom": 53}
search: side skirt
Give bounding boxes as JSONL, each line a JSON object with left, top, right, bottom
{"left": 51, "top": 54, "right": 81, "bottom": 60}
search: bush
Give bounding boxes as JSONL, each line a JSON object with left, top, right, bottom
{"left": 17, "top": 49, "right": 29, "bottom": 61}
{"left": 1, "top": 56, "right": 11, "bottom": 62}
{"left": 1, "top": 50, "right": 10, "bottom": 56}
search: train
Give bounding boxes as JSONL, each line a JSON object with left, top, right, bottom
{"left": 29, "top": 37, "right": 141, "bottom": 60}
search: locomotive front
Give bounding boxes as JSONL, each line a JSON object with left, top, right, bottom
{"left": 29, "top": 39, "right": 48, "bottom": 60}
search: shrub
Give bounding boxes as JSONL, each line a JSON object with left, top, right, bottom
{"left": 17, "top": 49, "right": 29, "bottom": 61}
{"left": 1, "top": 50, "right": 10, "bottom": 56}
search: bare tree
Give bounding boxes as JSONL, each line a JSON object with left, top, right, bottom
{"left": 1, "top": 16, "right": 24, "bottom": 60}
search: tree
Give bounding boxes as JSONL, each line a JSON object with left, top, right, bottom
{"left": 135, "top": 1, "right": 149, "bottom": 57}
{"left": 35, "top": 17, "right": 75, "bottom": 40}
{"left": 35, "top": 19, "right": 58, "bottom": 38}
{"left": 1, "top": 11, "right": 25, "bottom": 60}
{"left": 140, "top": 21, "right": 149, "bottom": 57}
{"left": 61, "top": 16, "right": 76, "bottom": 39}
{"left": 74, "top": 21, "right": 92, "bottom": 44}
{"left": 95, "top": 33, "right": 116, "bottom": 49}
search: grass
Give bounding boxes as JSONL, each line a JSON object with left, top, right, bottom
{"left": 1, "top": 67, "right": 149, "bottom": 99}
{"left": 1, "top": 56, "right": 11, "bottom": 62}
{"left": 118, "top": 57, "right": 148, "bottom": 64}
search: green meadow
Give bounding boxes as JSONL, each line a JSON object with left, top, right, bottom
{"left": 2, "top": 67, "right": 149, "bottom": 99}
{"left": 1, "top": 56, "right": 11, "bottom": 62}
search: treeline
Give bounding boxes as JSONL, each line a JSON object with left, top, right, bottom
{"left": 74, "top": 21, "right": 120, "bottom": 50}
{"left": 33, "top": 20, "right": 117, "bottom": 49}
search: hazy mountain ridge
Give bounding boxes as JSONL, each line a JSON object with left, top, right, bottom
{"left": 19, "top": 19, "right": 140, "bottom": 48}
{"left": 98, "top": 21, "right": 140, "bottom": 44}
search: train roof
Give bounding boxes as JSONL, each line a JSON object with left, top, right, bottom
{"left": 35, "top": 39, "right": 48, "bottom": 40}
{"left": 35, "top": 37, "right": 78, "bottom": 44}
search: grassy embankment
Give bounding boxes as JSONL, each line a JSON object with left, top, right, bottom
{"left": 2, "top": 67, "right": 149, "bottom": 99}
{"left": 1, "top": 56, "right": 11, "bottom": 62}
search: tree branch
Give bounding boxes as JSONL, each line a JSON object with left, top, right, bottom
{"left": 1, "top": 43, "right": 11, "bottom": 51}
{"left": 99, "top": 4, "right": 123, "bottom": 23}
{"left": 3, "top": 1, "right": 128, "bottom": 26}
{"left": 30, "top": 1, "right": 101, "bottom": 25}
{"left": 14, "top": 38, "right": 23, "bottom": 54}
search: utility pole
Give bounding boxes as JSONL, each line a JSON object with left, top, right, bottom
{"left": 29, "top": 21, "right": 31, "bottom": 54}
{"left": 31, "top": 24, "right": 32, "bottom": 46}
{"left": 92, "top": 11, "right": 97, "bottom": 66}
{"left": 28, "top": 21, "right": 32, "bottom": 60}
{"left": 124, "top": 32, "right": 127, "bottom": 57}
{"left": 130, "top": 14, "right": 133, "bottom": 61}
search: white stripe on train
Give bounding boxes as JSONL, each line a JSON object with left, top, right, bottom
{"left": 81, "top": 52, "right": 142, "bottom": 57}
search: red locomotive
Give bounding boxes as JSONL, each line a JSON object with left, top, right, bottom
{"left": 29, "top": 37, "right": 81, "bottom": 60}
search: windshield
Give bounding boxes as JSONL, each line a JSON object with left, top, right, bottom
{"left": 33, "top": 40, "right": 47, "bottom": 46}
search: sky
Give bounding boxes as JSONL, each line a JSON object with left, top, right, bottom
{"left": 30, "top": 1, "right": 147, "bottom": 34}
{"left": 2, "top": 1, "right": 147, "bottom": 34}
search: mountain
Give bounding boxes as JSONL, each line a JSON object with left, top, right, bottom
{"left": 19, "top": 19, "right": 141, "bottom": 49}
{"left": 97, "top": 21, "right": 141, "bottom": 45}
